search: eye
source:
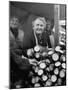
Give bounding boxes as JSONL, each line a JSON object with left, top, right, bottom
{"left": 36, "top": 24, "right": 39, "bottom": 26}
{"left": 40, "top": 24, "right": 43, "bottom": 27}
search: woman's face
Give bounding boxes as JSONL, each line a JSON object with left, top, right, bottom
{"left": 10, "top": 17, "right": 19, "bottom": 28}
{"left": 33, "top": 19, "right": 46, "bottom": 34}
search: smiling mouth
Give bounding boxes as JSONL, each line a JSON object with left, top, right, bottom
{"left": 36, "top": 29, "right": 43, "bottom": 31}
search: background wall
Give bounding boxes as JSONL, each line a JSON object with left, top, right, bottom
{"left": 10, "top": 1, "right": 66, "bottom": 48}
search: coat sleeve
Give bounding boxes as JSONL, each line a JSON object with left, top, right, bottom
{"left": 10, "top": 30, "right": 31, "bottom": 70}
{"left": 10, "top": 48, "right": 31, "bottom": 70}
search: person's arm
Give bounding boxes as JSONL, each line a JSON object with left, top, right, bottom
{"left": 10, "top": 48, "right": 31, "bottom": 70}
{"left": 10, "top": 30, "right": 31, "bottom": 70}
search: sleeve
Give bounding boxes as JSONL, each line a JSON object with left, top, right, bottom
{"left": 10, "top": 49, "right": 31, "bottom": 70}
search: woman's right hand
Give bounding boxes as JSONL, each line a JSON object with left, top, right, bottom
{"left": 22, "top": 55, "right": 38, "bottom": 66}
{"left": 29, "top": 59, "right": 38, "bottom": 66}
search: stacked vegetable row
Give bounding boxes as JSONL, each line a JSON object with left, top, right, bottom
{"left": 28, "top": 45, "right": 66, "bottom": 87}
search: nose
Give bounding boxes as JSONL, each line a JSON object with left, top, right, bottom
{"left": 38, "top": 25, "right": 41, "bottom": 29}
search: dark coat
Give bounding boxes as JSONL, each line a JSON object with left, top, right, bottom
{"left": 10, "top": 28, "right": 31, "bottom": 71}
{"left": 10, "top": 28, "right": 32, "bottom": 86}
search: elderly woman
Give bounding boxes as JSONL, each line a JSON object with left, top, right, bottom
{"left": 32, "top": 17, "right": 52, "bottom": 51}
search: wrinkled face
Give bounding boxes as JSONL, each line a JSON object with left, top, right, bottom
{"left": 10, "top": 17, "right": 19, "bottom": 28}
{"left": 33, "top": 19, "right": 46, "bottom": 34}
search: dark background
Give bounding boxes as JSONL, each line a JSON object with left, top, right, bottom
{"left": 10, "top": 1, "right": 66, "bottom": 20}
{"left": 9, "top": 1, "right": 66, "bottom": 48}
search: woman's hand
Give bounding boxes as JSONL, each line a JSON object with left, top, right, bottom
{"left": 29, "top": 59, "right": 38, "bottom": 66}
{"left": 22, "top": 54, "right": 38, "bottom": 66}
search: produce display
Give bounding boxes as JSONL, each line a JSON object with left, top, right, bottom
{"left": 15, "top": 44, "right": 66, "bottom": 88}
